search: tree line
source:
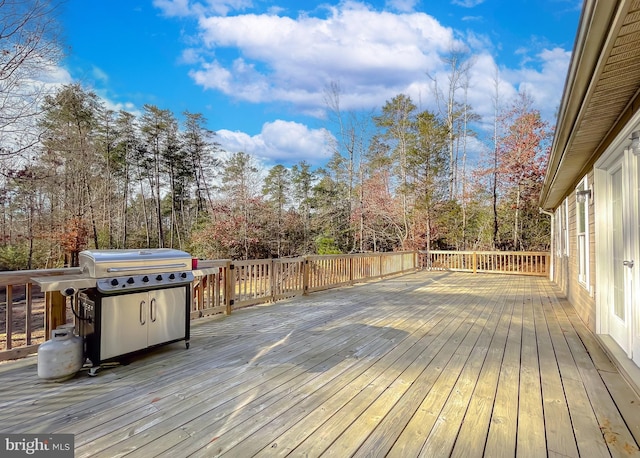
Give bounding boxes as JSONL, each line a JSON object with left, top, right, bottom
{"left": 0, "top": 80, "right": 551, "bottom": 269}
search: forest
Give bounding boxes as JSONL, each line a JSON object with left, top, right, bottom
{"left": 1, "top": 2, "right": 552, "bottom": 270}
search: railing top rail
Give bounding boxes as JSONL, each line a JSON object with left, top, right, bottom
{"left": 272, "top": 257, "right": 306, "bottom": 264}
{"left": 422, "top": 250, "right": 549, "bottom": 256}
{"left": 232, "top": 259, "right": 273, "bottom": 267}
{"left": 0, "top": 267, "right": 82, "bottom": 287}
{"left": 306, "top": 252, "right": 413, "bottom": 260}
{"left": 196, "top": 259, "right": 231, "bottom": 269}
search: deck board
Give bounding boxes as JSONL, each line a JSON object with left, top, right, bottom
{"left": 1, "top": 271, "right": 639, "bottom": 457}
{"left": 448, "top": 276, "right": 516, "bottom": 458}
{"left": 484, "top": 276, "right": 523, "bottom": 456}
{"left": 534, "top": 291, "right": 578, "bottom": 458}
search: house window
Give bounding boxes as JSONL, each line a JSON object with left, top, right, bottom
{"left": 554, "top": 207, "right": 562, "bottom": 257}
{"left": 555, "top": 202, "right": 567, "bottom": 257}
{"left": 576, "top": 178, "right": 589, "bottom": 287}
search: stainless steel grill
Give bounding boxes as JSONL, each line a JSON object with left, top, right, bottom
{"left": 80, "top": 249, "right": 194, "bottom": 293}
{"left": 34, "top": 248, "right": 194, "bottom": 375}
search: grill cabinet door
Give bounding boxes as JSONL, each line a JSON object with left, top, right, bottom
{"left": 100, "top": 291, "right": 148, "bottom": 360}
{"left": 147, "top": 287, "right": 187, "bottom": 347}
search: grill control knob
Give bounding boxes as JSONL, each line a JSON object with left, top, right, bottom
{"left": 169, "top": 273, "right": 176, "bottom": 280}
{"left": 127, "top": 277, "right": 135, "bottom": 284}
{"left": 111, "top": 278, "right": 119, "bottom": 286}
{"left": 180, "top": 272, "right": 187, "bottom": 279}
{"left": 142, "top": 275, "right": 149, "bottom": 283}
{"left": 156, "top": 275, "right": 163, "bottom": 281}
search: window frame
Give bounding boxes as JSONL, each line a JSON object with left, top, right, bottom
{"left": 576, "top": 177, "right": 589, "bottom": 288}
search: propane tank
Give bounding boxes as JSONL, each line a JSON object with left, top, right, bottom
{"left": 37, "top": 326, "right": 83, "bottom": 381}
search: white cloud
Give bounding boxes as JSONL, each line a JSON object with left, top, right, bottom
{"left": 180, "top": 48, "right": 202, "bottom": 65}
{"left": 190, "top": 3, "right": 458, "bottom": 110}
{"left": 216, "top": 120, "right": 334, "bottom": 164}
{"left": 100, "top": 96, "right": 141, "bottom": 117}
{"left": 189, "top": 58, "right": 270, "bottom": 103}
{"left": 504, "top": 47, "right": 571, "bottom": 121}
{"left": 385, "top": 0, "right": 419, "bottom": 12}
{"left": 91, "top": 66, "right": 109, "bottom": 83}
{"left": 37, "top": 64, "right": 73, "bottom": 85}
{"left": 464, "top": 52, "right": 517, "bottom": 124}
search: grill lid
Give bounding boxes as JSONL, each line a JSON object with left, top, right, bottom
{"left": 33, "top": 248, "right": 195, "bottom": 294}
{"left": 80, "top": 249, "right": 192, "bottom": 278}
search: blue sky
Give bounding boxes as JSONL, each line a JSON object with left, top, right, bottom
{"left": 58, "top": 0, "right": 582, "bottom": 167}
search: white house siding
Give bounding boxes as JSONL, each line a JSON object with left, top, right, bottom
{"left": 552, "top": 171, "right": 597, "bottom": 332}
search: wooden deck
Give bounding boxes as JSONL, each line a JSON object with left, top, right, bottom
{"left": 1, "top": 271, "right": 639, "bottom": 457}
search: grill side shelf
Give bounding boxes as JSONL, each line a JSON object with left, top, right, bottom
{"left": 31, "top": 274, "right": 97, "bottom": 292}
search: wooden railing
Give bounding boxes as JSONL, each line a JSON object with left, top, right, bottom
{"left": 420, "top": 250, "right": 550, "bottom": 276}
{"left": 0, "top": 252, "right": 417, "bottom": 361}
{"left": 0, "top": 268, "right": 81, "bottom": 361}
{"left": 190, "top": 260, "right": 231, "bottom": 318}
{"left": 192, "top": 252, "right": 417, "bottom": 316}
{"left": 1, "top": 249, "right": 549, "bottom": 361}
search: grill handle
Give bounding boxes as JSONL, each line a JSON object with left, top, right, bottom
{"left": 140, "top": 300, "right": 146, "bottom": 325}
{"left": 107, "top": 263, "right": 188, "bottom": 273}
{"left": 150, "top": 298, "right": 157, "bottom": 322}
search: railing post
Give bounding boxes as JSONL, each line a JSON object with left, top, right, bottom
{"left": 303, "top": 256, "right": 309, "bottom": 295}
{"left": 196, "top": 273, "right": 204, "bottom": 311}
{"left": 545, "top": 253, "right": 550, "bottom": 277}
{"left": 5, "top": 285, "right": 12, "bottom": 349}
{"left": 45, "top": 290, "right": 66, "bottom": 340}
{"left": 225, "top": 261, "right": 234, "bottom": 315}
{"left": 25, "top": 283, "right": 33, "bottom": 345}
{"left": 271, "top": 259, "right": 276, "bottom": 303}
{"left": 473, "top": 251, "right": 477, "bottom": 274}
{"left": 349, "top": 256, "right": 354, "bottom": 285}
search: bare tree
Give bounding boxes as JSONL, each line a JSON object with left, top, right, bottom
{"left": 458, "top": 74, "right": 480, "bottom": 249}
{"left": 429, "top": 45, "right": 474, "bottom": 200}
{"left": 0, "top": 0, "right": 63, "bottom": 158}
{"left": 491, "top": 66, "right": 502, "bottom": 249}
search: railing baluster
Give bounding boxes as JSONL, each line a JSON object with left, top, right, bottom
{"left": 25, "top": 283, "right": 33, "bottom": 346}
{"left": 421, "top": 250, "right": 549, "bottom": 276}
{"left": 5, "top": 285, "right": 12, "bottom": 350}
